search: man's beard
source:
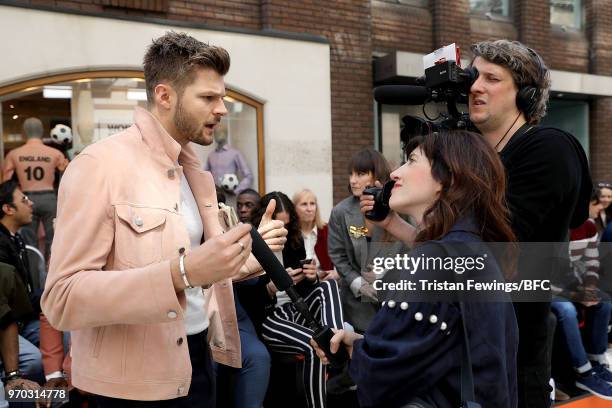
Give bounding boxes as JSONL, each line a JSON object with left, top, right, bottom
{"left": 174, "top": 97, "right": 207, "bottom": 145}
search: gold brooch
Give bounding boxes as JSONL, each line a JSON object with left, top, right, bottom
{"left": 349, "top": 225, "right": 369, "bottom": 239}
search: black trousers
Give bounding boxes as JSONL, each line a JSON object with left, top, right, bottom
{"left": 95, "top": 329, "right": 215, "bottom": 408}
{"left": 514, "top": 302, "right": 553, "bottom": 408}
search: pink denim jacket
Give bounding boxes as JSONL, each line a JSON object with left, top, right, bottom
{"left": 42, "top": 107, "right": 241, "bottom": 400}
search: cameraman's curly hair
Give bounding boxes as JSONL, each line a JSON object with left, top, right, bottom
{"left": 471, "top": 40, "right": 551, "bottom": 125}
{"left": 143, "top": 31, "right": 230, "bottom": 104}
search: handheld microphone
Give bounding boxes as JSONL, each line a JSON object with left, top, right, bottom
{"left": 249, "top": 227, "right": 349, "bottom": 368}
{"left": 373, "top": 85, "right": 430, "bottom": 105}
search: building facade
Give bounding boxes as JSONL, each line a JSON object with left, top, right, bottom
{"left": 0, "top": 0, "right": 610, "bottom": 216}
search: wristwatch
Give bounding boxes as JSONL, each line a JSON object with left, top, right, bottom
{"left": 2, "top": 370, "right": 22, "bottom": 384}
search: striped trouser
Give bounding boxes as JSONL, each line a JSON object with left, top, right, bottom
{"left": 261, "top": 279, "right": 344, "bottom": 408}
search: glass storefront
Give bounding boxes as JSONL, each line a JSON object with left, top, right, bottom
{"left": 0, "top": 73, "right": 265, "bottom": 192}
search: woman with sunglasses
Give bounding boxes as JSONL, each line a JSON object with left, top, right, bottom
{"left": 313, "top": 130, "right": 518, "bottom": 407}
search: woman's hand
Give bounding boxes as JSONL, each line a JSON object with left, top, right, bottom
{"left": 287, "top": 267, "right": 305, "bottom": 285}
{"left": 360, "top": 180, "right": 394, "bottom": 229}
{"left": 302, "top": 260, "right": 318, "bottom": 281}
{"left": 309, "top": 329, "right": 363, "bottom": 364}
{"left": 318, "top": 269, "right": 339, "bottom": 281}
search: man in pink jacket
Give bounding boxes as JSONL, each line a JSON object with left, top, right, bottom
{"left": 42, "top": 32, "right": 256, "bottom": 407}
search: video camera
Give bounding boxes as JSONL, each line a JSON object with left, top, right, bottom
{"left": 374, "top": 43, "right": 479, "bottom": 144}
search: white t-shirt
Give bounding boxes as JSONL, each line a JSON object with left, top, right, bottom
{"left": 180, "top": 172, "right": 209, "bottom": 335}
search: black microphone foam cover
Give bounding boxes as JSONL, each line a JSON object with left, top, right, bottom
{"left": 374, "top": 85, "right": 429, "bottom": 105}
{"left": 249, "top": 226, "right": 293, "bottom": 291}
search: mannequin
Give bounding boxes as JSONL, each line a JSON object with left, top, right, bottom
{"left": 205, "top": 131, "right": 253, "bottom": 197}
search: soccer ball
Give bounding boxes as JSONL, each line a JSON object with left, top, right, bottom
{"left": 221, "top": 173, "right": 239, "bottom": 193}
{"left": 50, "top": 124, "right": 73, "bottom": 145}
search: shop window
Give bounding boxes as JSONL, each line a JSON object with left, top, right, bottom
{"left": 550, "top": 0, "right": 583, "bottom": 30}
{"left": 470, "top": 0, "right": 510, "bottom": 17}
{"left": 0, "top": 72, "right": 265, "bottom": 193}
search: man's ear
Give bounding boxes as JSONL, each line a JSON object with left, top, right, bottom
{"left": 1, "top": 203, "right": 14, "bottom": 217}
{"left": 153, "top": 83, "right": 174, "bottom": 111}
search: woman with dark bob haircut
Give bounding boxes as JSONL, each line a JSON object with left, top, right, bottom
{"left": 314, "top": 131, "right": 518, "bottom": 408}
{"left": 328, "top": 148, "right": 403, "bottom": 333}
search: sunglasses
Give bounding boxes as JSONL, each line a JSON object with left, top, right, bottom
{"left": 597, "top": 182, "right": 612, "bottom": 189}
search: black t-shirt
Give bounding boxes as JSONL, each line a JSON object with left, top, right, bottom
{"left": 500, "top": 125, "right": 591, "bottom": 243}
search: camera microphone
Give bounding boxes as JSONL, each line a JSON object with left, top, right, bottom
{"left": 373, "top": 85, "right": 429, "bottom": 105}
{"left": 249, "top": 227, "right": 349, "bottom": 368}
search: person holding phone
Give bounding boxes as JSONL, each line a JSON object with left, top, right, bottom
{"left": 249, "top": 192, "right": 344, "bottom": 408}
{"left": 293, "top": 189, "right": 337, "bottom": 282}
{"left": 328, "top": 148, "right": 403, "bottom": 333}
{"left": 313, "top": 130, "right": 518, "bottom": 407}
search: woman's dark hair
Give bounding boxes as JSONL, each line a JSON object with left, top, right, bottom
{"left": 405, "top": 131, "right": 516, "bottom": 278}
{"left": 347, "top": 148, "right": 391, "bottom": 195}
{"left": 253, "top": 191, "right": 302, "bottom": 250}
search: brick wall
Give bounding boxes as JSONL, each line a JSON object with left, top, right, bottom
{"left": 26, "top": 0, "right": 261, "bottom": 28}
{"left": 260, "top": 0, "right": 374, "bottom": 204}
{"left": 371, "top": 0, "right": 432, "bottom": 54}
{"left": 430, "top": 0, "right": 471, "bottom": 53}
{"left": 514, "top": 0, "right": 551, "bottom": 62}
{"left": 586, "top": 0, "right": 612, "bottom": 181}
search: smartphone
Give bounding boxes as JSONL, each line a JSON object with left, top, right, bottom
{"left": 299, "top": 259, "right": 313, "bottom": 267}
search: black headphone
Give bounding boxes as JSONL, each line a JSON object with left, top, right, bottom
{"left": 515, "top": 47, "right": 546, "bottom": 118}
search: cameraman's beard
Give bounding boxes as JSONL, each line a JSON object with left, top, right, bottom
{"left": 174, "top": 97, "right": 204, "bottom": 145}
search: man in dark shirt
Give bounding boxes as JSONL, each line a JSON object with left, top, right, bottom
{"left": 0, "top": 180, "right": 44, "bottom": 394}
{"left": 469, "top": 40, "right": 592, "bottom": 407}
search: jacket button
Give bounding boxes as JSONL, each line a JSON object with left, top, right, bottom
{"left": 177, "top": 337, "right": 184, "bottom": 346}
{"left": 167, "top": 311, "right": 177, "bottom": 319}
{"left": 177, "top": 386, "right": 185, "bottom": 394}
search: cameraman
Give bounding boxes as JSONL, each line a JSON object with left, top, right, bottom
{"left": 469, "top": 40, "right": 591, "bottom": 408}
{"left": 363, "top": 40, "right": 591, "bottom": 407}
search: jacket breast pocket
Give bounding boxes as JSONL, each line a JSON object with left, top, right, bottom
{"left": 114, "top": 204, "right": 167, "bottom": 267}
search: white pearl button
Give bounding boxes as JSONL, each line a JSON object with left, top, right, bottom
{"left": 440, "top": 322, "right": 448, "bottom": 331}
{"left": 414, "top": 312, "right": 423, "bottom": 321}
{"left": 387, "top": 300, "right": 396, "bottom": 309}
{"left": 400, "top": 302, "right": 409, "bottom": 310}
{"left": 429, "top": 315, "right": 438, "bottom": 324}
{"left": 167, "top": 311, "right": 178, "bottom": 319}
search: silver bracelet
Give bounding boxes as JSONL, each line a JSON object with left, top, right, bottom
{"left": 179, "top": 253, "right": 194, "bottom": 289}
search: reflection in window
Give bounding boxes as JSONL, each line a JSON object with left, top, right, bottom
{"left": 470, "top": 0, "right": 510, "bottom": 17}
{"left": 1, "top": 78, "right": 147, "bottom": 157}
{"left": 1, "top": 76, "right": 263, "bottom": 193}
{"left": 550, "top": 0, "right": 582, "bottom": 30}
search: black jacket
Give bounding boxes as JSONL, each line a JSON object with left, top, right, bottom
{"left": 0, "top": 223, "right": 40, "bottom": 320}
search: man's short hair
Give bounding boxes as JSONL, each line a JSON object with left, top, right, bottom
{"left": 0, "top": 180, "right": 19, "bottom": 219}
{"left": 237, "top": 188, "right": 260, "bottom": 199}
{"left": 143, "top": 31, "right": 231, "bottom": 104}
{"left": 471, "top": 40, "right": 551, "bottom": 125}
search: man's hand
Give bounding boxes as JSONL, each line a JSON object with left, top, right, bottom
{"left": 5, "top": 377, "right": 43, "bottom": 407}
{"left": 287, "top": 267, "right": 305, "bottom": 285}
{"left": 359, "top": 281, "right": 378, "bottom": 302}
{"left": 309, "top": 329, "right": 363, "bottom": 364}
{"left": 176, "top": 223, "right": 253, "bottom": 289}
{"left": 257, "top": 199, "right": 287, "bottom": 251}
{"left": 42, "top": 377, "right": 68, "bottom": 407}
{"left": 43, "top": 377, "right": 68, "bottom": 389}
